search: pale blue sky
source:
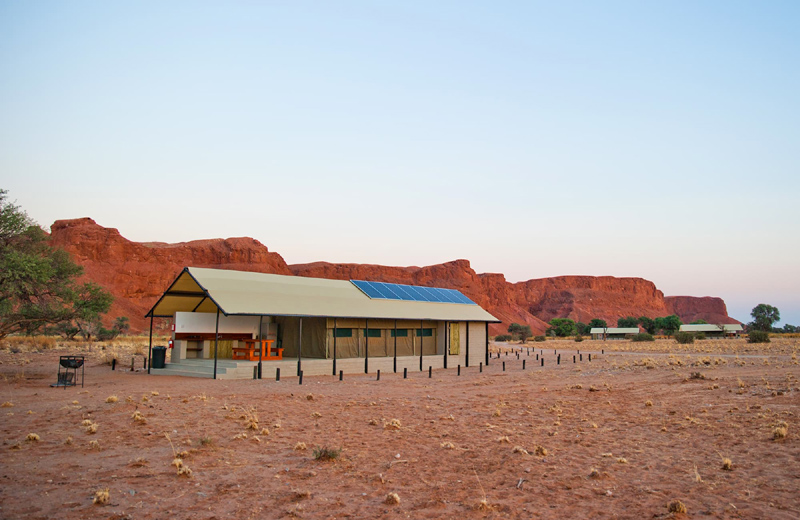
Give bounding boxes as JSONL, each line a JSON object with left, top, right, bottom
{"left": 1, "top": 1, "right": 798, "bottom": 325}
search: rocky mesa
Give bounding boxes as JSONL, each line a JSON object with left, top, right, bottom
{"left": 48, "top": 218, "right": 739, "bottom": 334}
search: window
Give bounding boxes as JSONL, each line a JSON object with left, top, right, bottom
{"left": 363, "top": 329, "right": 381, "bottom": 338}
{"left": 416, "top": 328, "right": 433, "bottom": 337}
{"left": 333, "top": 328, "right": 352, "bottom": 338}
{"left": 390, "top": 329, "right": 409, "bottom": 338}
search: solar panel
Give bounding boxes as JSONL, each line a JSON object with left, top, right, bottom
{"left": 351, "top": 280, "right": 476, "bottom": 305}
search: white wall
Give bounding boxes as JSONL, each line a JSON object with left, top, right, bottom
{"left": 173, "top": 312, "right": 260, "bottom": 337}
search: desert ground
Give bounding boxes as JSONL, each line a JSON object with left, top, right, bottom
{"left": 1, "top": 337, "right": 798, "bottom": 519}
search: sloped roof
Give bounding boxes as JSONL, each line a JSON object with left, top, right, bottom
{"left": 146, "top": 267, "right": 499, "bottom": 322}
{"left": 590, "top": 327, "right": 640, "bottom": 334}
{"left": 679, "top": 324, "right": 743, "bottom": 333}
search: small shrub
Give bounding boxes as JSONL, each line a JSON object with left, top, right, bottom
{"left": 26, "top": 433, "right": 40, "bottom": 442}
{"left": 668, "top": 500, "right": 687, "bottom": 513}
{"left": 534, "top": 336, "right": 546, "bottom": 342}
{"left": 631, "top": 333, "right": 655, "bottom": 342}
{"left": 385, "top": 492, "right": 400, "bottom": 505}
{"left": 93, "top": 489, "right": 110, "bottom": 505}
{"left": 105, "top": 396, "right": 118, "bottom": 403}
{"left": 574, "top": 335, "right": 584, "bottom": 342}
{"left": 493, "top": 334, "right": 512, "bottom": 342}
{"left": 313, "top": 446, "right": 342, "bottom": 460}
{"left": 675, "top": 332, "right": 694, "bottom": 344}
{"left": 695, "top": 332, "right": 706, "bottom": 340}
{"left": 294, "top": 442, "right": 307, "bottom": 450}
{"left": 747, "top": 330, "right": 770, "bottom": 344}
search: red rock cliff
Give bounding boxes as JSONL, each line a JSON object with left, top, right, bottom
{"left": 665, "top": 296, "right": 739, "bottom": 325}
{"left": 48, "top": 218, "right": 738, "bottom": 334}
{"left": 49, "top": 218, "right": 292, "bottom": 331}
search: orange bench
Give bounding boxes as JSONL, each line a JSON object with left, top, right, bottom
{"left": 232, "top": 340, "right": 283, "bottom": 361}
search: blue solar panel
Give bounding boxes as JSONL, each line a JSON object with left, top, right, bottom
{"left": 351, "top": 280, "right": 476, "bottom": 305}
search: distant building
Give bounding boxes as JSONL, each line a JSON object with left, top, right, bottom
{"left": 590, "top": 327, "right": 640, "bottom": 340}
{"left": 679, "top": 324, "right": 743, "bottom": 338}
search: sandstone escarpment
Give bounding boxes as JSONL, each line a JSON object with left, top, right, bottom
{"left": 47, "top": 218, "right": 738, "bottom": 334}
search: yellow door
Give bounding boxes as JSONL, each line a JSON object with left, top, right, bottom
{"left": 449, "top": 323, "right": 460, "bottom": 355}
{"left": 206, "top": 340, "right": 233, "bottom": 359}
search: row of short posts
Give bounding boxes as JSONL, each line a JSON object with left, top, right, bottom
{"left": 250, "top": 346, "right": 604, "bottom": 385}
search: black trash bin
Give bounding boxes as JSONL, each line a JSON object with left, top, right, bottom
{"left": 151, "top": 346, "right": 167, "bottom": 369}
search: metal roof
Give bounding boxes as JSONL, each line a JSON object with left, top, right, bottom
{"left": 146, "top": 267, "right": 500, "bottom": 323}
{"left": 589, "top": 327, "right": 640, "bottom": 334}
{"left": 679, "top": 324, "right": 743, "bottom": 333}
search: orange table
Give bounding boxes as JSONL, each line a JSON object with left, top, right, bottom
{"left": 233, "top": 340, "right": 283, "bottom": 361}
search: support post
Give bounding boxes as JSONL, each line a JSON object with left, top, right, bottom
{"left": 257, "top": 315, "right": 263, "bottom": 380}
{"left": 466, "top": 321, "right": 470, "bottom": 367}
{"left": 444, "top": 321, "right": 448, "bottom": 369}
{"left": 147, "top": 315, "right": 153, "bottom": 375}
{"left": 297, "top": 317, "right": 303, "bottom": 377}
{"left": 485, "top": 322, "right": 489, "bottom": 366}
{"left": 333, "top": 318, "right": 337, "bottom": 376}
{"left": 393, "top": 319, "right": 397, "bottom": 373}
{"left": 419, "top": 320, "right": 424, "bottom": 371}
{"left": 365, "top": 318, "right": 369, "bottom": 374}
{"left": 213, "top": 309, "right": 220, "bottom": 380}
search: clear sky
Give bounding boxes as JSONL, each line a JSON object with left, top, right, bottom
{"left": 1, "top": 1, "right": 798, "bottom": 325}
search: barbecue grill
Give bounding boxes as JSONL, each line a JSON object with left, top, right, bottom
{"left": 52, "top": 356, "right": 85, "bottom": 388}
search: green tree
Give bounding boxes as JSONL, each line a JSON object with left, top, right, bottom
{"left": 575, "top": 322, "right": 591, "bottom": 336}
{"left": 0, "top": 189, "right": 113, "bottom": 338}
{"left": 507, "top": 322, "right": 532, "bottom": 343}
{"left": 749, "top": 304, "right": 780, "bottom": 332}
{"left": 547, "top": 318, "right": 577, "bottom": 337}
{"left": 588, "top": 318, "right": 607, "bottom": 329}
{"left": 617, "top": 316, "right": 639, "bottom": 328}
{"left": 654, "top": 315, "right": 682, "bottom": 336}
{"left": 638, "top": 316, "right": 656, "bottom": 335}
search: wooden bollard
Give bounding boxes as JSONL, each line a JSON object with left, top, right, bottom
{"left": 589, "top": 354, "right": 592, "bottom": 361}
{"left": 253, "top": 366, "right": 258, "bottom": 379}
{"left": 403, "top": 368, "right": 407, "bottom": 379}
{"left": 479, "top": 362, "right": 483, "bottom": 373}
{"left": 339, "top": 370, "right": 343, "bottom": 381}
{"left": 299, "top": 371, "right": 303, "bottom": 385}
{"left": 541, "top": 358, "right": 544, "bottom": 367}
{"left": 558, "top": 354, "right": 561, "bottom": 365}
{"left": 131, "top": 357, "right": 135, "bottom": 371}
{"left": 143, "top": 358, "right": 147, "bottom": 370}
{"left": 111, "top": 359, "right": 116, "bottom": 371}
{"left": 377, "top": 369, "right": 380, "bottom": 381}
{"left": 276, "top": 367, "right": 280, "bottom": 381}
{"left": 536, "top": 354, "right": 539, "bottom": 360}
{"left": 602, "top": 349, "right": 604, "bottom": 354}
{"left": 503, "top": 361, "right": 506, "bottom": 372}
{"left": 523, "top": 359, "right": 526, "bottom": 370}
{"left": 428, "top": 366, "right": 432, "bottom": 378}
{"left": 573, "top": 355, "right": 576, "bottom": 363}
{"left": 580, "top": 354, "right": 583, "bottom": 361}
{"left": 458, "top": 365, "right": 461, "bottom": 376}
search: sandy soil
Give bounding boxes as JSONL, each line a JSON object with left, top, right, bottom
{"left": 1, "top": 339, "right": 798, "bottom": 519}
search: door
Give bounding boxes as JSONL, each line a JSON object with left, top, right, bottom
{"left": 449, "top": 323, "right": 460, "bottom": 355}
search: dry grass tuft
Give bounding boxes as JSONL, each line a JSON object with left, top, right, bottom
{"left": 151, "top": 391, "right": 159, "bottom": 396}
{"left": 588, "top": 468, "right": 600, "bottom": 479}
{"left": 64, "top": 436, "right": 73, "bottom": 445}
{"left": 243, "top": 408, "right": 260, "bottom": 430}
{"left": 260, "top": 427, "right": 270, "bottom": 436}
{"left": 773, "top": 425, "right": 788, "bottom": 440}
{"left": 1, "top": 401, "right": 13, "bottom": 408}
{"left": 512, "top": 446, "right": 529, "bottom": 455}
{"left": 105, "top": 395, "right": 118, "bottom": 403}
{"left": 132, "top": 410, "right": 146, "bottom": 424}
{"left": 294, "top": 442, "right": 307, "bottom": 451}
{"left": 617, "top": 457, "right": 628, "bottom": 464}
{"left": 645, "top": 400, "right": 653, "bottom": 407}
{"left": 88, "top": 440, "right": 100, "bottom": 449}
{"left": 368, "top": 418, "right": 379, "bottom": 426}
{"left": 668, "top": 500, "right": 687, "bottom": 513}
{"left": 496, "top": 436, "right": 510, "bottom": 443}
{"left": 81, "top": 419, "right": 93, "bottom": 427}
{"left": 130, "top": 457, "right": 148, "bottom": 467}
{"left": 384, "top": 418, "right": 401, "bottom": 430}
{"left": 312, "top": 411, "right": 322, "bottom": 418}
{"left": 534, "top": 445, "right": 548, "bottom": 456}
{"left": 26, "top": 433, "right": 40, "bottom": 442}
{"left": 589, "top": 386, "right": 599, "bottom": 392}
{"left": 306, "top": 393, "right": 314, "bottom": 401}
{"left": 440, "top": 442, "right": 456, "bottom": 450}
{"left": 721, "top": 457, "right": 733, "bottom": 471}
{"left": 385, "top": 492, "right": 400, "bottom": 505}
{"left": 85, "top": 422, "right": 98, "bottom": 434}
{"left": 93, "top": 488, "right": 110, "bottom": 505}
